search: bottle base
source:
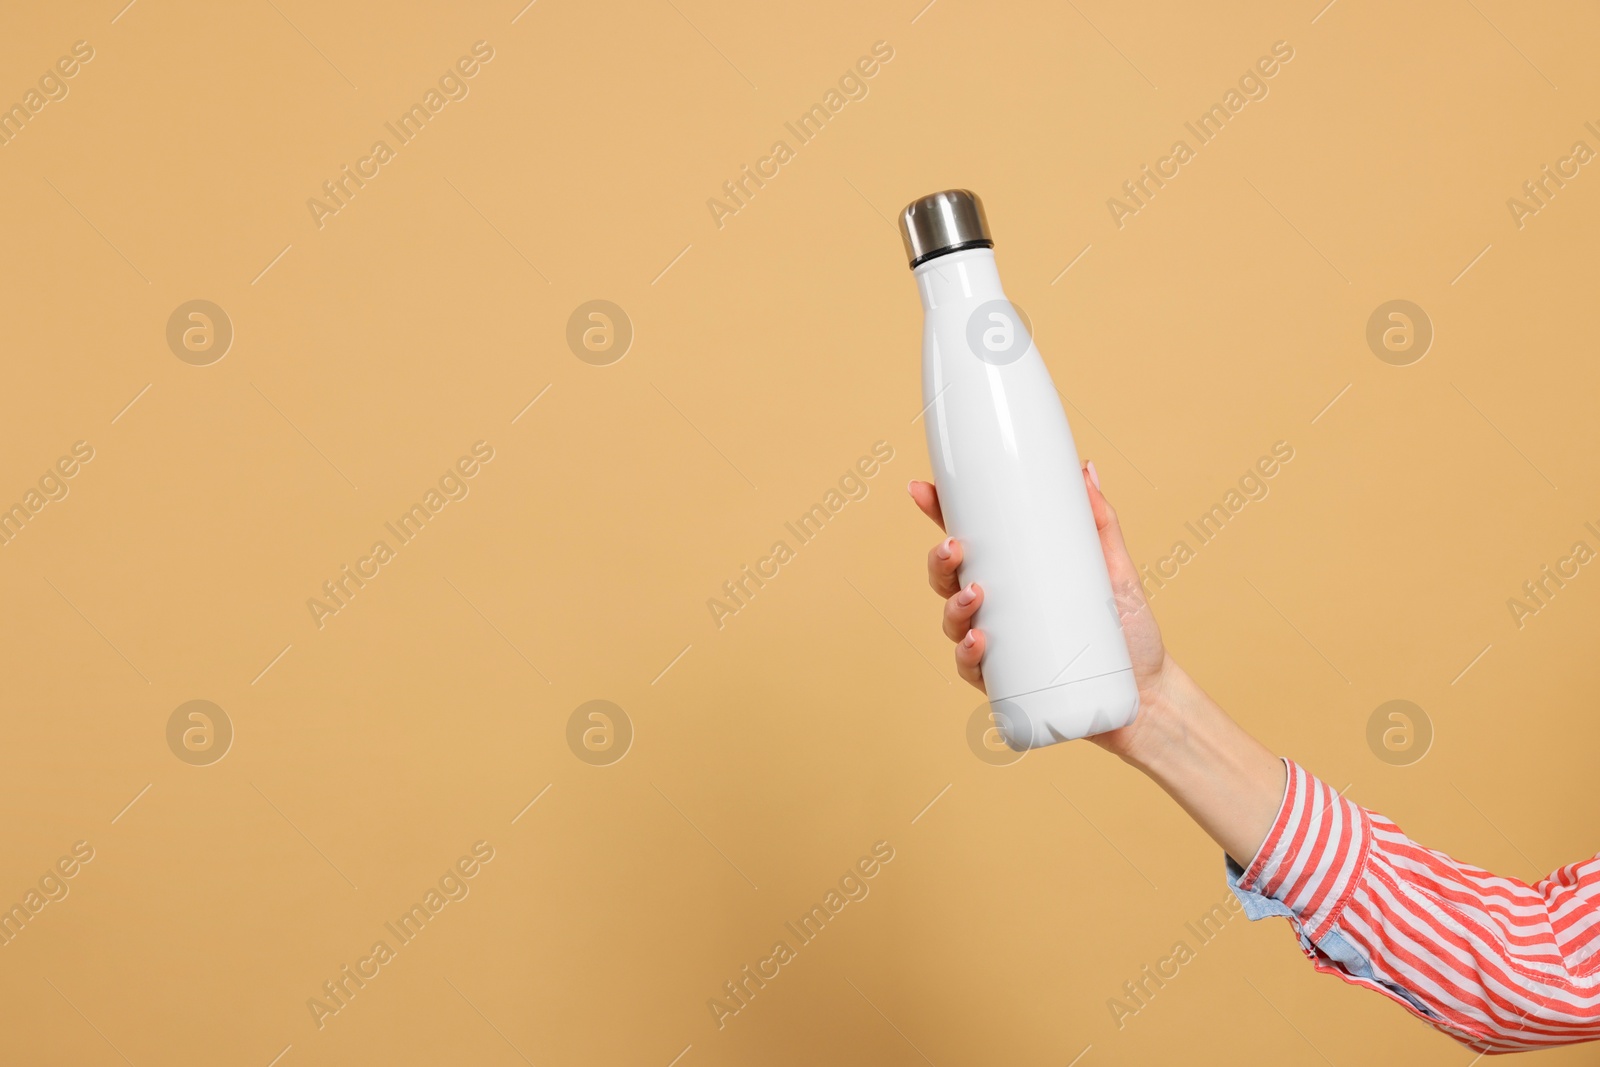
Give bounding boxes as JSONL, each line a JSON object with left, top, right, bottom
{"left": 990, "top": 669, "right": 1139, "bottom": 750}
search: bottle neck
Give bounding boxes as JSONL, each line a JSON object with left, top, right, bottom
{"left": 912, "top": 247, "right": 1004, "bottom": 313}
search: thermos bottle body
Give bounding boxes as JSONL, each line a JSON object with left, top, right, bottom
{"left": 900, "top": 190, "right": 1139, "bottom": 748}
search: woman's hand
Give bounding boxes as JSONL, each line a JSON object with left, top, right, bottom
{"left": 907, "top": 461, "right": 1175, "bottom": 759}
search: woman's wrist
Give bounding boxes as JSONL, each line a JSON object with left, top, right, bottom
{"left": 1113, "top": 657, "right": 1287, "bottom": 866}
{"left": 1118, "top": 657, "right": 1209, "bottom": 775}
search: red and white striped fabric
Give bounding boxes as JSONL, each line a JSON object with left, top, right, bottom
{"left": 1230, "top": 759, "right": 1600, "bottom": 1054}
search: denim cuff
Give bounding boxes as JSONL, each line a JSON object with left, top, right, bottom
{"left": 1225, "top": 758, "right": 1372, "bottom": 942}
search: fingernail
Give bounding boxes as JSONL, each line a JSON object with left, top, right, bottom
{"left": 1086, "top": 460, "right": 1101, "bottom": 491}
{"left": 906, "top": 480, "right": 915, "bottom": 496}
{"left": 936, "top": 538, "right": 954, "bottom": 560}
{"left": 962, "top": 630, "right": 977, "bottom": 648}
{"left": 956, "top": 585, "right": 977, "bottom": 606}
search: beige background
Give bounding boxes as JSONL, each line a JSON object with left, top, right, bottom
{"left": 2, "top": 0, "right": 1598, "bottom": 1063}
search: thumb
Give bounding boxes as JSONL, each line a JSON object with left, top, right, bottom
{"left": 1083, "top": 462, "right": 1139, "bottom": 592}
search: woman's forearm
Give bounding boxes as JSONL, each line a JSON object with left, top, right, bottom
{"left": 914, "top": 474, "right": 1600, "bottom": 1050}
{"left": 1102, "top": 661, "right": 1600, "bottom": 1054}
{"left": 1115, "top": 658, "right": 1287, "bottom": 868}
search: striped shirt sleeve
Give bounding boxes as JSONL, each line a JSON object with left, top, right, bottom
{"left": 1228, "top": 759, "right": 1600, "bottom": 1054}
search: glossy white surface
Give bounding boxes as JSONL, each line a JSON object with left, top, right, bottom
{"left": 916, "top": 248, "right": 1138, "bottom": 746}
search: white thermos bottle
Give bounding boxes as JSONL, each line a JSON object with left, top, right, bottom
{"left": 900, "top": 190, "right": 1139, "bottom": 748}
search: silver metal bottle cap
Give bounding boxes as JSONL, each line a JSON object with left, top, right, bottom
{"left": 898, "top": 189, "right": 992, "bottom": 268}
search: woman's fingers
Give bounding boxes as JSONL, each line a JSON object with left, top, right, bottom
{"left": 1082, "top": 461, "right": 1164, "bottom": 678}
{"left": 926, "top": 534, "right": 963, "bottom": 597}
{"left": 1083, "top": 460, "right": 1138, "bottom": 589}
{"left": 907, "top": 480, "right": 945, "bottom": 531}
{"left": 911, "top": 479, "right": 962, "bottom": 595}
{"left": 955, "top": 628, "right": 986, "bottom": 692}
{"left": 942, "top": 583, "right": 983, "bottom": 641}
{"left": 910, "top": 478, "right": 983, "bottom": 691}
